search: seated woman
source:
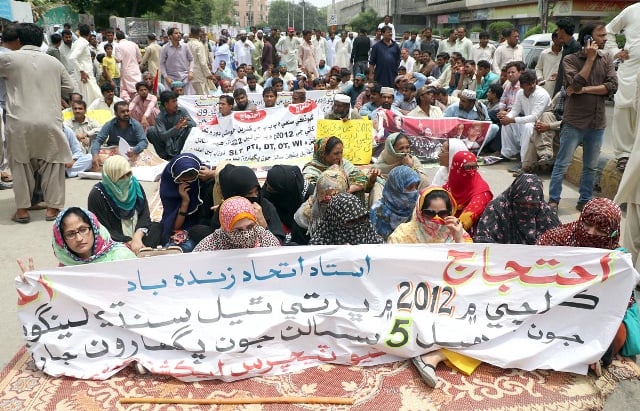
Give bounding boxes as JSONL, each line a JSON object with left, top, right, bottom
{"left": 50, "top": 207, "right": 135, "bottom": 266}
{"left": 294, "top": 165, "right": 349, "bottom": 237}
{"left": 88, "top": 156, "right": 162, "bottom": 254}
{"left": 369, "top": 132, "right": 430, "bottom": 206}
{"left": 302, "top": 136, "right": 372, "bottom": 204}
{"left": 537, "top": 198, "right": 639, "bottom": 373}
{"left": 431, "top": 138, "right": 468, "bottom": 187}
{"left": 159, "top": 153, "right": 212, "bottom": 252}
{"left": 310, "top": 192, "right": 383, "bottom": 245}
{"left": 262, "top": 165, "right": 315, "bottom": 245}
{"left": 387, "top": 187, "right": 477, "bottom": 387}
{"left": 474, "top": 173, "right": 560, "bottom": 244}
{"left": 370, "top": 165, "right": 420, "bottom": 240}
{"left": 213, "top": 164, "right": 285, "bottom": 244}
{"left": 443, "top": 151, "right": 493, "bottom": 234}
{"left": 194, "top": 196, "right": 280, "bottom": 251}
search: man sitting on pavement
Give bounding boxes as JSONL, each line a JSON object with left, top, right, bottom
{"left": 63, "top": 124, "right": 92, "bottom": 177}
{"left": 325, "top": 93, "right": 362, "bottom": 120}
{"left": 408, "top": 86, "right": 443, "bottom": 117}
{"left": 519, "top": 92, "right": 562, "bottom": 176}
{"left": 91, "top": 101, "right": 148, "bottom": 169}
{"left": 88, "top": 82, "right": 123, "bottom": 116}
{"left": 146, "top": 91, "right": 196, "bottom": 160}
{"left": 64, "top": 100, "right": 101, "bottom": 154}
{"left": 393, "top": 83, "right": 417, "bottom": 115}
{"left": 443, "top": 89, "right": 499, "bottom": 151}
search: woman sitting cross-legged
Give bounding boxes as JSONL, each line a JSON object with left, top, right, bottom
{"left": 88, "top": 155, "right": 163, "bottom": 254}
{"left": 194, "top": 196, "right": 281, "bottom": 251}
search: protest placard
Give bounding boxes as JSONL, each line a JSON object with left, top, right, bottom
{"left": 317, "top": 119, "right": 373, "bottom": 165}
{"left": 18, "top": 244, "right": 637, "bottom": 382}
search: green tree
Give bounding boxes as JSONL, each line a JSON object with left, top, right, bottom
{"left": 524, "top": 22, "right": 557, "bottom": 38}
{"left": 349, "top": 8, "right": 379, "bottom": 33}
{"left": 267, "top": 0, "right": 325, "bottom": 31}
{"left": 487, "top": 21, "right": 513, "bottom": 41}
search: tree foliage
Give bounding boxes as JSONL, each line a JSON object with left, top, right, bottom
{"left": 348, "top": 8, "right": 379, "bottom": 34}
{"left": 267, "top": 0, "right": 326, "bottom": 31}
{"left": 487, "top": 20, "right": 513, "bottom": 41}
{"left": 524, "top": 23, "right": 557, "bottom": 38}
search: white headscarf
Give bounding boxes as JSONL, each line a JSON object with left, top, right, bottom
{"left": 431, "top": 138, "right": 469, "bottom": 186}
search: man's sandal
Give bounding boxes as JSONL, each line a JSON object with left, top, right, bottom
{"left": 616, "top": 157, "right": 628, "bottom": 172}
{"left": 411, "top": 356, "right": 438, "bottom": 387}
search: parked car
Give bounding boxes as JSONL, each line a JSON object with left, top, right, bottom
{"left": 522, "top": 33, "right": 579, "bottom": 69}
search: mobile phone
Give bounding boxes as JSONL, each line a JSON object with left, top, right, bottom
{"left": 582, "top": 35, "right": 593, "bottom": 46}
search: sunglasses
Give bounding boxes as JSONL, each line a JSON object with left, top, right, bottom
{"left": 461, "top": 164, "right": 479, "bottom": 171}
{"left": 421, "top": 209, "right": 450, "bottom": 219}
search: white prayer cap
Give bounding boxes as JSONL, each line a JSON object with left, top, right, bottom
{"left": 461, "top": 89, "right": 477, "bottom": 100}
{"left": 256, "top": 30, "right": 264, "bottom": 34}
{"left": 380, "top": 87, "right": 395, "bottom": 95}
{"left": 334, "top": 94, "right": 351, "bottom": 104}
{"left": 239, "top": 29, "right": 247, "bottom": 35}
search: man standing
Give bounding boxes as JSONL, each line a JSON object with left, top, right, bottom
{"left": 91, "top": 101, "right": 148, "bottom": 169}
{"left": 377, "top": 15, "right": 396, "bottom": 41}
{"left": 268, "top": 28, "right": 281, "bottom": 68}
{"left": 188, "top": 27, "right": 214, "bottom": 95}
{"left": 59, "top": 29, "right": 77, "bottom": 89}
{"left": 252, "top": 30, "right": 264, "bottom": 75}
{"left": 140, "top": 33, "right": 162, "bottom": 80}
{"left": 146, "top": 91, "right": 196, "bottom": 160}
{"left": 298, "top": 30, "right": 318, "bottom": 79}
{"left": 160, "top": 27, "right": 195, "bottom": 94}
{"left": 46, "top": 33, "right": 62, "bottom": 62}
{"left": 454, "top": 27, "right": 473, "bottom": 60}
{"left": 605, "top": 3, "right": 640, "bottom": 172}
{"left": 420, "top": 28, "right": 439, "bottom": 57}
{"left": 234, "top": 29, "right": 255, "bottom": 68}
{"left": 553, "top": 19, "right": 581, "bottom": 97}
{"left": 493, "top": 28, "right": 523, "bottom": 73}
{"left": 351, "top": 29, "right": 371, "bottom": 76}
{"left": 311, "top": 30, "right": 328, "bottom": 65}
{"left": 115, "top": 30, "right": 142, "bottom": 101}
{"left": 334, "top": 31, "right": 352, "bottom": 69}
{"left": 277, "top": 28, "right": 300, "bottom": 74}
{"left": 471, "top": 32, "right": 496, "bottom": 66}
{"left": 535, "top": 31, "right": 563, "bottom": 97}
{"left": 0, "top": 23, "right": 75, "bottom": 223}
{"left": 369, "top": 26, "right": 400, "bottom": 88}
{"left": 548, "top": 23, "right": 617, "bottom": 212}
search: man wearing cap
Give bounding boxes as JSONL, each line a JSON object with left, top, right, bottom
{"left": 276, "top": 28, "right": 300, "bottom": 74}
{"left": 293, "top": 72, "right": 312, "bottom": 90}
{"left": 498, "top": 69, "right": 550, "bottom": 167}
{"left": 369, "top": 26, "right": 400, "bottom": 88}
{"left": 444, "top": 89, "right": 499, "bottom": 150}
{"left": 140, "top": 33, "right": 162, "bottom": 80}
{"left": 325, "top": 94, "right": 362, "bottom": 120}
{"left": 408, "top": 87, "right": 443, "bottom": 117}
{"left": 234, "top": 30, "right": 255, "bottom": 68}
{"left": 298, "top": 30, "right": 318, "bottom": 79}
{"left": 343, "top": 73, "right": 366, "bottom": 106}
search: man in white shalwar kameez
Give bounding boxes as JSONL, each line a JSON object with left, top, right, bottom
{"left": 605, "top": 3, "right": 640, "bottom": 171}
{"left": 334, "top": 31, "right": 352, "bottom": 70}
{"left": 276, "top": 28, "right": 300, "bottom": 74}
{"left": 68, "top": 24, "right": 101, "bottom": 105}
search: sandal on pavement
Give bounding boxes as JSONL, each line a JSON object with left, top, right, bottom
{"left": 45, "top": 208, "right": 61, "bottom": 221}
{"left": 411, "top": 356, "right": 438, "bottom": 387}
{"left": 548, "top": 201, "right": 559, "bottom": 213}
{"left": 616, "top": 157, "right": 628, "bottom": 172}
{"left": 1, "top": 172, "right": 12, "bottom": 182}
{"left": 11, "top": 213, "right": 30, "bottom": 224}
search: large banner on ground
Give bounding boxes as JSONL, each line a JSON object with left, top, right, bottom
{"left": 17, "top": 244, "right": 637, "bottom": 382}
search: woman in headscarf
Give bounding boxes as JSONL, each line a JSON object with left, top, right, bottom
{"left": 537, "top": 198, "right": 639, "bottom": 374}
{"left": 213, "top": 164, "right": 285, "bottom": 244}
{"left": 387, "top": 186, "right": 476, "bottom": 387}
{"left": 159, "top": 153, "right": 212, "bottom": 252}
{"left": 51, "top": 207, "right": 135, "bottom": 266}
{"left": 443, "top": 151, "right": 493, "bottom": 233}
{"left": 310, "top": 192, "right": 383, "bottom": 245}
{"left": 369, "top": 132, "right": 430, "bottom": 206}
{"left": 431, "top": 138, "right": 469, "bottom": 187}
{"left": 388, "top": 186, "right": 472, "bottom": 244}
{"left": 302, "top": 137, "right": 371, "bottom": 203}
{"left": 294, "top": 165, "right": 349, "bottom": 237}
{"left": 370, "top": 165, "right": 420, "bottom": 240}
{"left": 88, "top": 156, "right": 162, "bottom": 254}
{"left": 194, "top": 196, "right": 281, "bottom": 251}
{"left": 474, "top": 174, "right": 560, "bottom": 244}
{"left": 262, "top": 165, "right": 315, "bottom": 245}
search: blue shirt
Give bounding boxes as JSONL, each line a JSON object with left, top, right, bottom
{"left": 64, "top": 125, "right": 84, "bottom": 160}
{"left": 443, "top": 101, "right": 489, "bottom": 121}
{"left": 369, "top": 40, "right": 400, "bottom": 88}
{"left": 91, "top": 117, "right": 148, "bottom": 155}
{"left": 476, "top": 71, "right": 499, "bottom": 100}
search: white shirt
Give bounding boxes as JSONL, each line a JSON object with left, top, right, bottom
{"left": 493, "top": 44, "right": 524, "bottom": 73}
{"left": 507, "top": 86, "right": 551, "bottom": 124}
{"left": 234, "top": 39, "right": 256, "bottom": 66}
{"left": 535, "top": 47, "right": 562, "bottom": 97}
{"left": 470, "top": 43, "right": 496, "bottom": 65}
{"left": 377, "top": 22, "right": 396, "bottom": 42}
{"left": 454, "top": 37, "right": 474, "bottom": 60}
{"left": 399, "top": 56, "right": 416, "bottom": 73}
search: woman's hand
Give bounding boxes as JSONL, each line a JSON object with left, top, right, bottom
{"left": 401, "top": 154, "right": 414, "bottom": 167}
{"left": 178, "top": 182, "right": 191, "bottom": 201}
{"left": 17, "top": 257, "right": 35, "bottom": 283}
{"left": 443, "top": 216, "right": 464, "bottom": 243}
{"left": 129, "top": 238, "right": 145, "bottom": 255}
{"left": 252, "top": 202, "right": 268, "bottom": 228}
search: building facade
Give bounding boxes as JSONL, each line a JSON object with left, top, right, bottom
{"left": 234, "top": 0, "right": 269, "bottom": 29}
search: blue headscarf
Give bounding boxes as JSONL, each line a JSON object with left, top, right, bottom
{"left": 370, "top": 165, "right": 420, "bottom": 240}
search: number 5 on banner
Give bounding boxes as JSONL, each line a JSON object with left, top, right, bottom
{"left": 385, "top": 317, "right": 413, "bottom": 348}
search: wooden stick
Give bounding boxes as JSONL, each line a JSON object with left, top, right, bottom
{"left": 120, "top": 396, "right": 355, "bottom": 405}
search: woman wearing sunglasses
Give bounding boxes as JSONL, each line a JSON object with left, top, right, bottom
{"left": 388, "top": 186, "right": 477, "bottom": 387}
{"left": 442, "top": 150, "right": 493, "bottom": 234}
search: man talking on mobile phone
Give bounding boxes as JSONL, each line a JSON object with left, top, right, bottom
{"left": 547, "top": 22, "right": 617, "bottom": 213}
